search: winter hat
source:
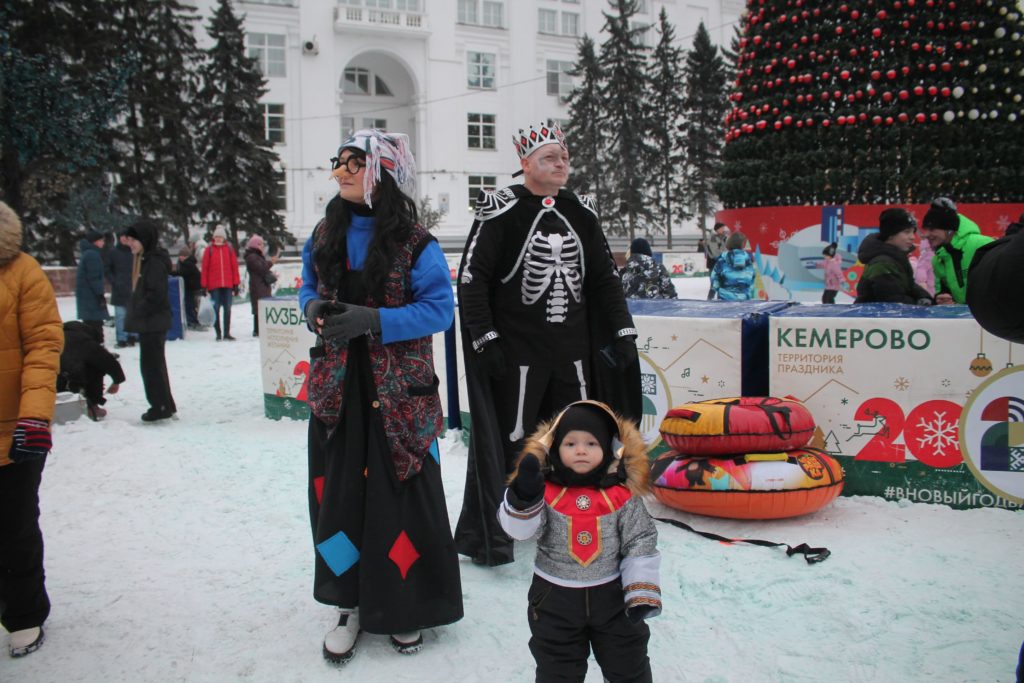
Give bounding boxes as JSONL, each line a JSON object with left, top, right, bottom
{"left": 822, "top": 242, "right": 838, "bottom": 257}
{"left": 247, "top": 235, "right": 265, "bottom": 253}
{"left": 629, "top": 237, "right": 653, "bottom": 257}
{"left": 513, "top": 119, "right": 567, "bottom": 160}
{"left": 85, "top": 228, "right": 104, "bottom": 243}
{"left": 213, "top": 226, "right": 228, "bottom": 240}
{"left": 338, "top": 128, "right": 416, "bottom": 208}
{"left": 725, "top": 232, "right": 748, "bottom": 251}
{"left": 549, "top": 403, "right": 619, "bottom": 488}
{"left": 922, "top": 197, "right": 959, "bottom": 232}
{"left": 878, "top": 208, "right": 918, "bottom": 240}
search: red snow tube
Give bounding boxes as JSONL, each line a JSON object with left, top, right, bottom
{"left": 650, "top": 448, "right": 845, "bottom": 519}
{"left": 659, "top": 397, "right": 815, "bottom": 456}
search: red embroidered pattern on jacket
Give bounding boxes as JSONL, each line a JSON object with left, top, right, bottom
{"left": 546, "top": 482, "right": 632, "bottom": 567}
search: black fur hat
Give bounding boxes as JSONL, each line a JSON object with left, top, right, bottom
{"left": 879, "top": 208, "right": 918, "bottom": 240}
{"left": 922, "top": 197, "right": 959, "bottom": 232}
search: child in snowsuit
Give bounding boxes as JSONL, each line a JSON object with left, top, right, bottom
{"left": 821, "top": 242, "right": 843, "bottom": 304}
{"left": 499, "top": 400, "right": 660, "bottom": 683}
{"left": 711, "top": 232, "right": 756, "bottom": 301}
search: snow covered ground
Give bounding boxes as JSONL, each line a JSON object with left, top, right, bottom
{"left": 2, "top": 292, "right": 1022, "bottom": 683}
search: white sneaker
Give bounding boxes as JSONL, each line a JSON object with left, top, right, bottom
{"left": 9, "top": 626, "right": 44, "bottom": 658}
{"left": 323, "top": 610, "right": 359, "bottom": 664}
{"left": 390, "top": 630, "right": 423, "bottom": 655}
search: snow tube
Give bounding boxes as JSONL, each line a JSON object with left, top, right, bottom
{"left": 650, "top": 448, "right": 844, "bottom": 519}
{"left": 659, "top": 397, "right": 815, "bottom": 456}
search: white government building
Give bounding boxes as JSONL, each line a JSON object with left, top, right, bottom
{"left": 186, "top": 0, "right": 743, "bottom": 249}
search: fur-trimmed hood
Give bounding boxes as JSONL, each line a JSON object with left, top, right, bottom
{"left": 0, "top": 201, "right": 23, "bottom": 267}
{"left": 510, "top": 400, "right": 651, "bottom": 495}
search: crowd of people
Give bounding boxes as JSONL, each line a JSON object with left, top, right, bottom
{"left": 3, "top": 117, "right": 1021, "bottom": 683}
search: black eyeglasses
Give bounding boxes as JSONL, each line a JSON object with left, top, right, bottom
{"left": 330, "top": 156, "right": 366, "bottom": 174}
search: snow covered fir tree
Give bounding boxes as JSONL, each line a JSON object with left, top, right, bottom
{"left": 719, "top": 0, "right": 1024, "bottom": 206}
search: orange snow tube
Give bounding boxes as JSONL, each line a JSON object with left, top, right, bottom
{"left": 650, "top": 448, "right": 844, "bottom": 519}
{"left": 659, "top": 397, "right": 815, "bottom": 456}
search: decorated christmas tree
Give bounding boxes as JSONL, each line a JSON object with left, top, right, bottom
{"left": 719, "top": 0, "right": 1024, "bottom": 207}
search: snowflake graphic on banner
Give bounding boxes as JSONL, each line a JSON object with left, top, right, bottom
{"left": 914, "top": 409, "right": 959, "bottom": 457}
{"left": 770, "top": 229, "right": 789, "bottom": 251}
{"left": 641, "top": 372, "right": 656, "bottom": 395}
{"left": 894, "top": 377, "right": 910, "bottom": 391}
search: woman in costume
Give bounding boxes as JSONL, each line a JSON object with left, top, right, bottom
{"left": 298, "top": 129, "right": 462, "bottom": 663}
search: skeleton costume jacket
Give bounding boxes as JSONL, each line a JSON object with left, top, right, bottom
{"left": 498, "top": 402, "right": 662, "bottom": 617}
{"left": 454, "top": 184, "right": 643, "bottom": 566}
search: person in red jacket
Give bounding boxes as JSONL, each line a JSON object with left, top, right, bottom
{"left": 201, "top": 226, "right": 240, "bottom": 341}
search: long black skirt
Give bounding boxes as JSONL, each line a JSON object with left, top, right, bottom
{"left": 307, "top": 347, "right": 463, "bottom": 635}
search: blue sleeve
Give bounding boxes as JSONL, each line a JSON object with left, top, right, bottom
{"left": 299, "top": 237, "right": 319, "bottom": 313}
{"left": 379, "top": 240, "right": 454, "bottom": 344}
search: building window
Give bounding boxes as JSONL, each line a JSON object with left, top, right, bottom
{"left": 362, "top": 118, "right": 387, "bottom": 129}
{"left": 631, "top": 21, "right": 652, "bottom": 47}
{"left": 374, "top": 76, "right": 393, "bottom": 96}
{"left": 467, "top": 113, "right": 496, "bottom": 149}
{"left": 561, "top": 12, "right": 579, "bottom": 37}
{"left": 538, "top": 9, "right": 557, "bottom": 34}
{"left": 263, "top": 103, "right": 285, "bottom": 144}
{"left": 459, "top": 0, "right": 504, "bottom": 27}
{"left": 248, "top": 33, "right": 286, "bottom": 78}
{"left": 343, "top": 68, "right": 393, "bottom": 96}
{"left": 344, "top": 67, "right": 370, "bottom": 95}
{"left": 467, "top": 51, "right": 496, "bottom": 89}
{"left": 274, "top": 170, "right": 287, "bottom": 211}
{"left": 468, "top": 174, "right": 498, "bottom": 209}
{"left": 341, "top": 116, "right": 355, "bottom": 139}
{"left": 546, "top": 60, "right": 574, "bottom": 100}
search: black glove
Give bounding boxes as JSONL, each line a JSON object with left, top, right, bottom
{"left": 322, "top": 303, "right": 381, "bottom": 345}
{"left": 232, "top": 286, "right": 240, "bottom": 296}
{"left": 626, "top": 604, "right": 658, "bottom": 624}
{"left": 304, "top": 299, "right": 331, "bottom": 334}
{"left": 916, "top": 297, "right": 934, "bottom": 306}
{"left": 600, "top": 335, "right": 638, "bottom": 369}
{"left": 508, "top": 454, "right": 544, "bottom": 509}
{"left": 476, "top": 340, "right": 506, "bottom": 379}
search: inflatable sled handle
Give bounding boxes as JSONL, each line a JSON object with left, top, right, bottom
{"left": 654, "top": 517, "right": 831, "bottom": 565}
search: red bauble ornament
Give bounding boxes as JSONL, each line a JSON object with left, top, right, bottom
{"left": 851, "top": 10, "right": 861, "bottom": 19}
{"left": 872, "top": 28, "right": 882, "bottom": 37}
{"left": 774, "top": 121, "right": 783, "bottom": 130}
{"left": 898, "top": 112, "right": 909, "bottom": 122}
{"left": 783, "top": 115, "right": 793, "bottom": 125}
{"left": 941, "top": 87, "right": 951, "bottom": 97}
{"left": 914, "top": 86, "right": 925, "bottom": 96}
{"left": 941, "top": 62, "right": 952, "bottom": 72}
{"left": 872, "top": 50, "right": 880, "bottom": 58}
{"left": 882, "top": 91, "right": 894, "bottom": 102}
{"left": 928, "top": 86, "right": 938, "bottom": 96}
{"left": 836, "top": 26, "right": 844, "bottom": 35}
{"left": 899, "top": 90, "right": 910, "bottom": 100}
{"left": 822, "top": 119, "right": 831, "bottom": 127}
{"left": 902, "top": 66, "right": 911, "bottom": 75}
{"left": 960, "top": 21, "right": 970, "bottom": 31}
{"left": 872, "top": 115, "right": 883, "bottom": 125}
{"left": 930, "top": 113, "right": 939, "bottom": 121}
{"left": 915, "top": 112, "right": 926, "bottom": 122}
{"left": 885, "top": 116, "right": 894, "bottom": 125}
{"left": 840, "top": 70, "right": 851, "bottom": 79}
{"left": 871, "top": 70, "right": 882, "bottom": 80}
{"left": 886, "top": 69, "right": 897, "bottom": 79}
{"left": 847, "top": 93, "right": 857, "bottom": 102}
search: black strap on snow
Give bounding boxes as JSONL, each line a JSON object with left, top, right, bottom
{"left": 654, "top": 516, "right": 831, "bottom": 565}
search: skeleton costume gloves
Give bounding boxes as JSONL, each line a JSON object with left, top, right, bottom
{"left": 600, "top": 336, "right": 638, "bottom": 369}
{"left": 476, "top": 338, "right": 507, "bottom": 379}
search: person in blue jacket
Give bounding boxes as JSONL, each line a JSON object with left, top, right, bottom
{"left": 711, "top": 232, "right": 756, "bottom": 301}
{"left": 75, "top": 229, "right": 110, "bottom": 342}
{"left": 298, "top": 129, "right": 462, "bottom": 664}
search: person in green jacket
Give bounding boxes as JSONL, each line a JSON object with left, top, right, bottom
{"left": 920, "top": 197, "right": 993, "bottom": 305}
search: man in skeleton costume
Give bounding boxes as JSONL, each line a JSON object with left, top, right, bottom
{"left": 454, "top": 120, "right": 641, "bottom": 567}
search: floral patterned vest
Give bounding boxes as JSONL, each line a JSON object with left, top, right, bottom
{"left": 306, "top": 219, "right": 444, "bottom": 482}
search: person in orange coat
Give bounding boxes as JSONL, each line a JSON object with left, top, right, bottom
{"left": 0, "top": 201, "right": 64, "bottom": 658}
{"left": 200, "top": 226, "right": 240, "bottom": 340}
